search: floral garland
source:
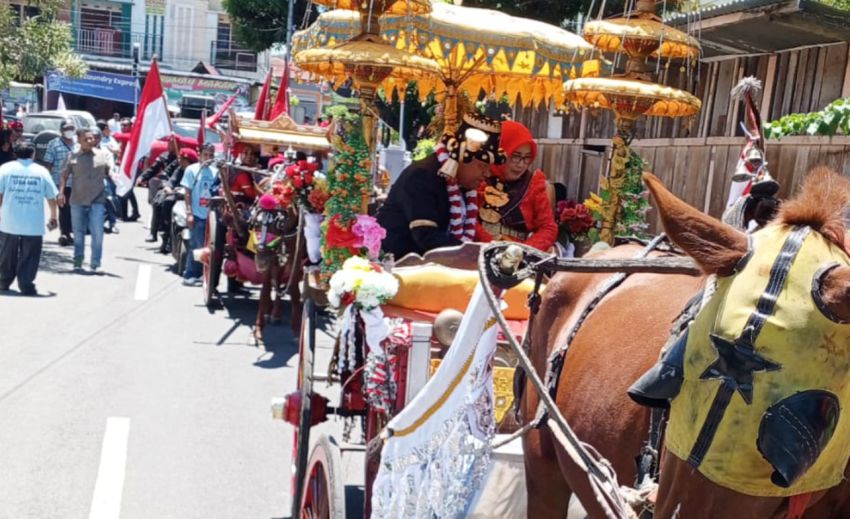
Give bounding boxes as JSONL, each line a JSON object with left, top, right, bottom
{"left": 585, "top": 149, "right": 651, "bottom": 241}
{"left": 322, "top": 107, "right": 375, "bottom": 277}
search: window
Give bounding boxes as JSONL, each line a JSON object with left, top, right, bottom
{"left": 214, "top": 18, "right": 256, "bottom": 72}
{"left": 8, "top": 2, "right": 39, "bottom": 25}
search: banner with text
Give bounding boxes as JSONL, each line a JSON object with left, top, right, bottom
{"left": 46, "top": 70, "right": 139, "bottom": 104}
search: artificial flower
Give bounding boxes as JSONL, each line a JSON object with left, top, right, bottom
{"left": 351, "top": 215, "right": 386, "bottom": 260}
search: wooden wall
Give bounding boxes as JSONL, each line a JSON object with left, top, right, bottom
{"left": 515, "top": 42, "right": 850, "bottom": 142}
{"left": 535, "top": 136, "right": 850, "bottom": 233}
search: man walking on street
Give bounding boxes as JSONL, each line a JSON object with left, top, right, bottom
{"left": 181, "top": 143, "right": 217, "bottom": 286}
{"left": 59, "top": 129, "right": 110, "bottom": 273}
{"left": 0, "top": 143, "right": 58, "bottom": 295}
{"left": 42, "top": 120, "right": 76, "bottom": 246}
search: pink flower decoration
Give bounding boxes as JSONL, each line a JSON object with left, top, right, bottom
{"left": 351, "top": 214, "right": 386, "bottom": 258}
{"left": 259, "top": 193, "right": 279, "bottom": 211}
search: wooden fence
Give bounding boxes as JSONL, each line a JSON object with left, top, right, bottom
{"left": 536, "top": 136, "right": 850, "bottom": 233}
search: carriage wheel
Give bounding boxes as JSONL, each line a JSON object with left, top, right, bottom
{"left": 292, "top": 298, "right": 317, "bottom": 519}
{"left": 202, "top": 209, "right": 224, "bottom": 308}
{"left": 300, "top": 434, "right": 346, "bottom": 519}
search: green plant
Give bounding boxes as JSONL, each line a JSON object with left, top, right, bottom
{"left": 412, "top": 137, "right": 437, "bottom": 160}
{"left": 763, "top": 97, "right": 850, "bottom": 139}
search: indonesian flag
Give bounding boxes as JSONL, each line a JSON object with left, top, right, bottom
{"left": 116, "top": 59, "right": 171, "bottom": 196}
{"left": 207, "top": 93, "right": 237, "bottom": 128}
{"left": 197, "top": 109, "right": 206, "bottom": 147}
{"left": 254, "top": 71, "right": 272, "bottom": 121}
{"left": 269, "top": 61, "right": 289, "bottom": 120}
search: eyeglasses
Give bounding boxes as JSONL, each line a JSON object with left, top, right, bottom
{"left": 509, "top": 154, "right": 534, "bottom": 165}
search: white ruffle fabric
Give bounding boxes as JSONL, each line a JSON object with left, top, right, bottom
{"left": 372, "top": 284, "right": 499, "bottom": 518}
{"left": 303, "top": 212, "right": 324, "bottom": 264}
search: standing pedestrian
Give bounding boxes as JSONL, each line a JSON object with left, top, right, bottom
{"left": 41, "top": 120, "right": 76, "bottom": 246}
{"left": 180, "top": 143, "right": 217, "bottom": 286}
{"left": 59, "top": 129, "right": 110, "bottom": 272}
{"left": 0, "top": 129, "right": 16, "bottom": 166}
{"left": 0, "top": 142, "right": 58, "bottom": 295}
{"left": 108, "top": 112, "right": 121, "bottom": 134}
{"left": 92, "top": 127, "right": 119, "bottom": 234}
{"left": 117, "top": 118, "right": 140, "bottom": 221}
{"left": 141, "top": 137, "right": 179, "bottom": 243}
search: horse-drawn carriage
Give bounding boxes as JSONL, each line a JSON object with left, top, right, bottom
{"left": 268, "top": 162, "right": 850, "bottom": 519}
{"left": 197, "top": 114, "right": 331, "bottom": 343}
{"left": 272, "top": 242, "right": 538, "bottom": 518}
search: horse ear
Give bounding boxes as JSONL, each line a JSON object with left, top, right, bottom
{"left": 817, "top": 265, "right": 850, "bottom": 323}
{"left": 643, "top": 173, "right": 749, "bottom": 276}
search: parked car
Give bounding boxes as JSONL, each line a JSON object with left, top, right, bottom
{"left": 178, "top": 95, "right": 216, "bottom": 119}
{"left": 22, "top": 110, "right": 96, "bottom": 142}
{"left": 171, "top": 118, "right": 221, "bottom": 146}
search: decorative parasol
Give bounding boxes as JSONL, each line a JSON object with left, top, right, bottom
{"left": 307, "top": 0, "right": 430, "bottom": 16}
{"left": 295, "top": 3, "right": 595, "bottom": 130}
{"left": 563, "top": 1, "right": 702, "bottom": 244}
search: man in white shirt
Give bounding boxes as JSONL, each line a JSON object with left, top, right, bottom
{"left": 107, "top": 113, "right": 121, "bottom": 135}
{"left": 0, "top": 142, "right": 59, "bottom": 295}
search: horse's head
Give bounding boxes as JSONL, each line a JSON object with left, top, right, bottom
{"left": 644, "top": 168, "right": 850, "bottom": 501}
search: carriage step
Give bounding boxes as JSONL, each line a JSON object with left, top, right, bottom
{"left": 309, "top": 372, "right": 330, "bottom": 383}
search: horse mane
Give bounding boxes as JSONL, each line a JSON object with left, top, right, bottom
{"left": 777, "top": 166, "right": 850, "bottom": 247}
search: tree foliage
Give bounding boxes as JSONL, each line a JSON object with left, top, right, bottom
{"left": 222, "top": 0, "right": 312, "bottom": 53}
{"left": 0, "top": 0, "right": 86, "bottom": 88}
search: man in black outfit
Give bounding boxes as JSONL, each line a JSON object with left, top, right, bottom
{"left": 377, "top": 113, "right": 503, "bottom": 259}
{"left": 140, "top": 137, "right": 180, "bottom": 243}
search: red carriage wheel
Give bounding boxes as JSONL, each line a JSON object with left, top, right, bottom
{"left": 300, "top": 434, "right": 346, "bottom": 519}
{"left": 292, "top": 297, "right": 317, "bottom": 519}
{"left": 202, "top": 208, "right": 224, "bottom": 308}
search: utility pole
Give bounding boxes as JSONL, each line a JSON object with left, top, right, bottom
{"left": 285, "top": 0, "right": 295, "bottom": 63}
{"left": 132, "top": 42, "right": 141, "bottom": 116}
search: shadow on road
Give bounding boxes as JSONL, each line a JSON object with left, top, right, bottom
{"left": 196, "top": 289, "right": 299, "bottom": 371}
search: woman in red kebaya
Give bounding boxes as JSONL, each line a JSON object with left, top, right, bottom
{"left": 477, "top": 120, "right": 558, "bottom": 251}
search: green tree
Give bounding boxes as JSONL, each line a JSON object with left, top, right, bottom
{"left": 0, "top": 0, "right": 86, "bottom": 88}
{"left": 222, "top": 0, "right": 312, "bottom": 53}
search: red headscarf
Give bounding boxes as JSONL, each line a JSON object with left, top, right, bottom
{"left": 490, "top": 120, "right": 538, "bottom": 180}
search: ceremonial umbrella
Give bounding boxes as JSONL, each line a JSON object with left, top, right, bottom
{"left": 563, "top": 3, "right": 702, "bottom": 244}
{"left": 294, "top": 3, "right": 595, "bottom": 130}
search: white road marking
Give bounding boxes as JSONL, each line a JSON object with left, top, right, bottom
{"left": 133, "top": 265, "right": 151, "bottom": 301}
{"left": 88, "top": 417, "right": 130, "bottom": 519}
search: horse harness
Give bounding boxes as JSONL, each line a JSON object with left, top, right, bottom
{"left": 515, "top": 234, "right": 707, "bottom": 489}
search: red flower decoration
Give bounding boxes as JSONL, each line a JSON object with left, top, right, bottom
{"left": 325, "top": 214, "right": 359, "bottom": 253}
{"left": 307, "top": 188, "right": 329, "bottom": 213}
{"left": 559, "top": 200, "right": 593, "bottom": 236}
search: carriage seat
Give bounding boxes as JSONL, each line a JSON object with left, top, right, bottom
{"left": 387, "top": 261, "right": 539, "bottom": 321}
{"left": 394, "top": 242, "right": 482, "bottom": 271}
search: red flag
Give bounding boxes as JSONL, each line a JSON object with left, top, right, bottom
{"left": 0, "top": 99, "right": 4, "bottom": 129}
{"left": 197, "top": 109, "right": 206, "bottom": 147}
{"left": 207, "top": 93, "right": 237, "bottom": 128}
{"left": 117, "top": 59, "right": 172, "bottom": 196}
{"left": 254, "top": 71, "right": 272, "bottom": 121}
{"left": 269, "top": 61, "right": 290, "bottom": 120}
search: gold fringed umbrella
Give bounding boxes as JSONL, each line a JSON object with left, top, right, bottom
{"left": 294, "top": 4, "right": 595, "bottom": 131}
{"left": 563, "top": 1, "right": 702, "bottom": 245}
{"left": 295, "top": 33, "right": 440, "bottom": 154}
{"left": 307, "top": 0, "right": 430, "bottom": 16}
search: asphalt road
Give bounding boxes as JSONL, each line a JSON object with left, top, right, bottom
{"left": 0, "top": 192, "right": 331, "bottom": 519}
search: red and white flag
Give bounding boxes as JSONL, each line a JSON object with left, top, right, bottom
{"left": 254, "top": 71, "right": 272, "bottom": 121}
{"left": 206, "top": 93, "right": 237, "bottom": 128}
{"left": 116, "top": 59, "right": 172, "bottom": 196}
{"left": 269, "top": 61, "right": 290, "bottom": 120}
{"left": 197, "top": 109, "right": 206, "bottom": 147}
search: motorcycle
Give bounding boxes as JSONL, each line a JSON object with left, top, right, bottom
{"left": 170, "top": 187, "right": 190, "bottom": 275}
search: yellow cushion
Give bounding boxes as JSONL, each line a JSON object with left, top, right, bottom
{"left": 388, "top": 264, "right": 540, "bottom": 320}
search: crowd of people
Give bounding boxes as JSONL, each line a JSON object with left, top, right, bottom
{"left": 0, "top": 112, "right": 168, "bottom": 295}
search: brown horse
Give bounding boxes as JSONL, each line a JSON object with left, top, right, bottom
{"left": 523, "top": 167, "right": 850, "bottom": 518}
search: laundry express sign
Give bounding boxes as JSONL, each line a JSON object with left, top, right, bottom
{"left": 46, "top": 70, "right": 138, "bottom": 104}
{"left": 160, "top": 74, "right": 250, "bottom": 111}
